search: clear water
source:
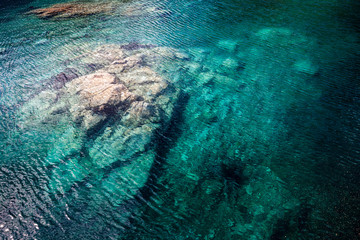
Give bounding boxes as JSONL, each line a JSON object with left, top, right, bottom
{"left": 0, "top": 0, "right": 360, "bottom": 239}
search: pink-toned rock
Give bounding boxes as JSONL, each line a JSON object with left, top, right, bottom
{"left": 62, "top": 71, "right": 138, "bottom": 129}
{"left": 108, "top": 65, "right": 168, "bottom": 101}
{"left": 69, "top": 72, "right": 136, "bottom": 112}
{"left": 27, "top": 2, "right": 116, "bottom": 19}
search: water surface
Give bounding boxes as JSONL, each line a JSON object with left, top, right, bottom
{"left": 0, "top": 0, "right": 360, "bottom": 239}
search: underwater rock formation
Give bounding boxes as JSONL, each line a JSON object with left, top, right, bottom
{"left": 17, "top": 44, "right": 181, "bottom": 210}
{"left": 27, "top": 2, "right": 116, "bottom": 19}
{"left": 27, "top": 1, "right": 171, "bottom": 20}
{"left": 10, "top": 26, "right": 321, "bottom": 239}
{"left": 125, "top": 27, "right": 322, "bottom": 240}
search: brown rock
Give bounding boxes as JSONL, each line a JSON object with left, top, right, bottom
{"left": 49, "top": 67, "right": 80, "bottom": 90}
{"left": 27, "top": 2, "right": 116, "bottom": 19}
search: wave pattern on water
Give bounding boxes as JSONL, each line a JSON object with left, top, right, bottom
{"left": 0, "top": 0, "right": 360, "bottom": 239}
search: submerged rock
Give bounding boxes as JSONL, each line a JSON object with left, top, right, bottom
{"left": 27, "top": 2, "right": 116, "bottom": 19}
{"left": 254, "top": 27, "right": 310, "bottom": 46}
{"left": 17, "top": 44, "right": 181, "bottom": 207}
{"left": 47, "top": 67, "right": 80, "bottom": 90}
{"left": 217, "top": 39, "right": 238, "bottom": 53}
{"left": 234, "top": 166, "right": 300, "bottom": 240}
{"left": 293, "top": 58, "right": 319, "bottom": 75}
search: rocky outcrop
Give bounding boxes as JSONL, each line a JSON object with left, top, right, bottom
{"left": 17, "top": 44, "right": 182, "bottom": 208}
{"left": 27, "top": 1, "right": 172, "bottom": 20}
{"left": 27, "top": 2, "right": 116, "bottom": 19}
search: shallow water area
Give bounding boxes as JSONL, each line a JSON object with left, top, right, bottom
{"left": 0, "top": 0, "right": 360, "bottom": 239}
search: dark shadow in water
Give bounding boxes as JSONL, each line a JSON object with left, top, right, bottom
{"left": 308, "top": 55, "right": 360, "bottom": 185}
{"left": 137, "top": 90, "right": 190, "bottom": 200}
{"left": 117, "top": 91, "right": 191, "bottom": 238}
{"left": 314, "top": 57, "right": 360, "bottom": 238}
{"left": 270, "top": 203, "right": 312, "bottom": 240}
{"left": 220, "top": 162, "right": 246, "bottom": 185}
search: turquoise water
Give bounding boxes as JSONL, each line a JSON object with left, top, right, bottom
{"left": 1, "top": 0, "right": 360, "bottom": 239}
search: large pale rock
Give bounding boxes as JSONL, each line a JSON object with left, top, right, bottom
{"left": 73, "top": 75, "right": 132, "bottom": 131}
{"left": 66, "top": 71, "right": 137, "bottom": 128}
{"left": 17, "top": 44, "right": 181, "bottom": 208}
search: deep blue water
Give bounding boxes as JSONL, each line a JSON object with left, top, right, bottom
{"left": 0, "top": 0, "right": 360, "bottom": 239}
